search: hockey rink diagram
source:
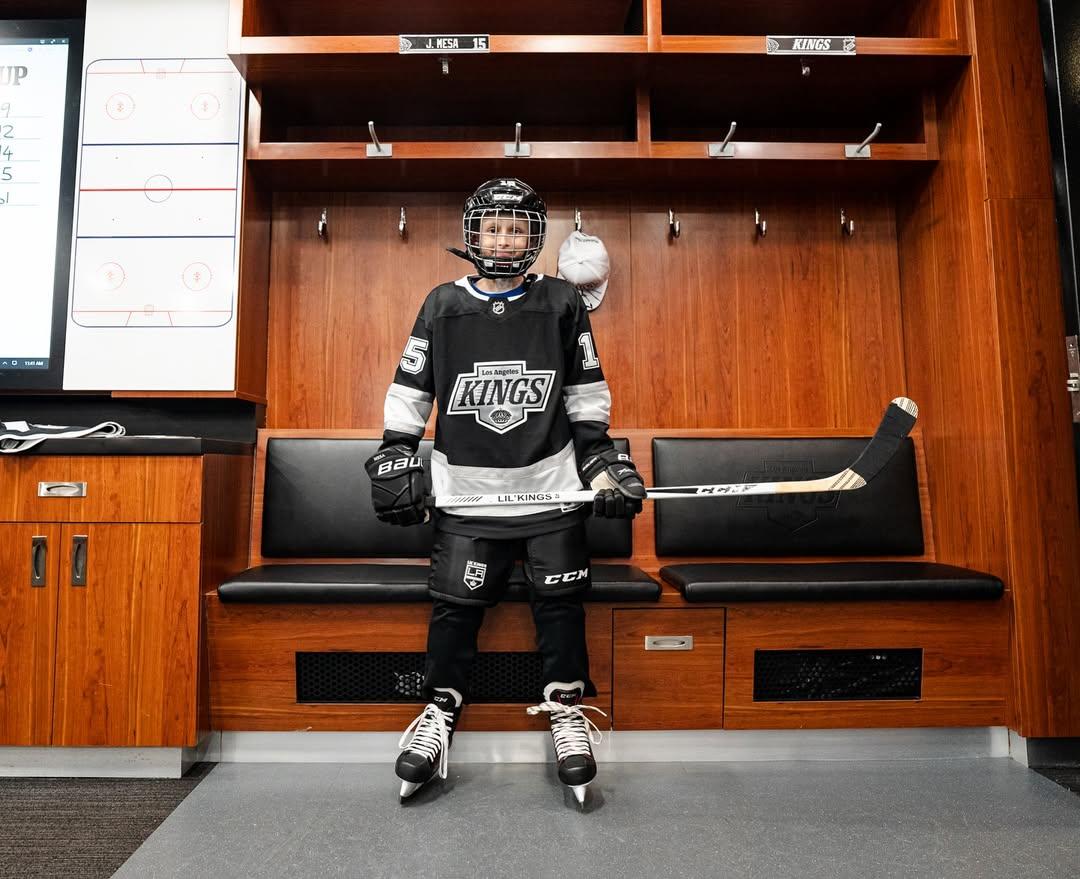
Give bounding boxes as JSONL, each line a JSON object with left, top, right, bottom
{"left": 71, "top": 58, "right": 242, "bottom": 327}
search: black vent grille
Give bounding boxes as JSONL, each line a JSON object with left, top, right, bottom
{"left": 295, "top": 651, "right": 544, "bottom": 703}
{"left": 753, "top": 648, "right": 922, "bottom": 702}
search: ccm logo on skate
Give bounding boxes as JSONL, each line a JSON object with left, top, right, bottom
{"left": 543, "top": 568, "right": 589, "bottom": 585}
{"left": 376, "top": 456, "right": 422, "bottom": 476}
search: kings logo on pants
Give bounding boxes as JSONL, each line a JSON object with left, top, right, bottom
{"left": 447, "top": 361, "right": 555, "bottom": 434}
{"left": 463, "top": 560, "right": 487, "bottom": 591}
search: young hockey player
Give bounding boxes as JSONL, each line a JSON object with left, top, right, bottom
{"left": 365, "top": 178, "right": 646, "bottom": 805}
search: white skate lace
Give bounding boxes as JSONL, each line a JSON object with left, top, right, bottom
{"left": 398, "top": 704, "right": 454, "bottom": 780}
{"left": 526, "top": 701, "right": 606, "bottom": 760}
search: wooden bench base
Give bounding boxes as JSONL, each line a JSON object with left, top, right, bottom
{"left": 207, "top": 595, "right": 1009, "bottom": 733}
{"left": 206, "top": 595, "right": 613, "bottom": 732}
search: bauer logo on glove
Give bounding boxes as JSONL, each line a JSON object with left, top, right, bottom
{"left": 365, "top": 445, "right": 431, "bottom": 527}
{"left": 580, "top": 448, "right": 646, "bottom": 520}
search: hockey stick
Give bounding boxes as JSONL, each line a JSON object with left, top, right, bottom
{"left": 429, "top": 397, "right": 918, "bottom": 509}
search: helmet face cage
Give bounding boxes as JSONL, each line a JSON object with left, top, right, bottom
{"left": 462, "top": 207, "right": 546, "bottom": 279}
{"left": 461, "top": 179, "right": 547, "bottom": 279}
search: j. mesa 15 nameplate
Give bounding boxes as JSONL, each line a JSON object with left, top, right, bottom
{"left": 399, "top": 34, "right": 490, "bottom": 54}
{"left": 765, "top": 36, "right": 856, "bottom": 55}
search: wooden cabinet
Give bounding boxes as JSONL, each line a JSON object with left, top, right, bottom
{"left": 0, "top": 452, "right": 252, "bottom": 749}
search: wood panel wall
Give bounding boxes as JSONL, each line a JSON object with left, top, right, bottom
{"left": 266, "top": 190, "right": 906, "bottom": 431}
{"left": 897, "top": 0, "right": 1080, "bottom": 737}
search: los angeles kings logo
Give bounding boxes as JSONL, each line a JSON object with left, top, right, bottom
{"left": 447, "top": 361, "right": 555, "bottom": 434}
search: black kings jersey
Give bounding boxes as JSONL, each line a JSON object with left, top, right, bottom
{"left": 381, "top": 274, "right": 614, "bottom": 538}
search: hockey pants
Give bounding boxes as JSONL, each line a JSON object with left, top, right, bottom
{"left": 423, "top": 523, "right": 595, "bottom": 701}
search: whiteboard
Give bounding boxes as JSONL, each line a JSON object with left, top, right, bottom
{"left": 71, "top": 58, "right": 242, "bottom": 329}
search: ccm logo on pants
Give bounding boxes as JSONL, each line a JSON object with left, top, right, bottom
{"left": 544, "top": 568, "right": 589, "bottom": 585}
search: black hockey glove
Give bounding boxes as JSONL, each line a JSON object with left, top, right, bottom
{"left": 365, "top": 445, "right": 429, "bottom": 527}
{"left": 580, "top": 448, "right": 647, "bottom": 519}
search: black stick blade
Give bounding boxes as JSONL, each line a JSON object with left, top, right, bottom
{"left": 847, "top": 397, "right": 919, "bottom": 485}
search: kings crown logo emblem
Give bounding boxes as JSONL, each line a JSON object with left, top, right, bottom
{"left": 448, "top": 361, "right": 555, "bottom": 434}
{"left": 737, "top": 459, "right": 840, "bottom": 531}
{"left": 463, "top": 560, "right": 487, "bottom": 591}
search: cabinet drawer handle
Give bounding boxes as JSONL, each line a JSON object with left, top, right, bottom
{"left": 38, "top": 481, "right": 87, "bottom": 498}
{"left": 31, "top": 536, "right": 47, "bottom": 587}
{"left": 645, "top": 635, "right": 694, "bottom": 651}
{"left": 71, "top": 535, "right": 87, "bottom": 587}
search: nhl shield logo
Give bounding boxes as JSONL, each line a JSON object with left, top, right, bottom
{"left": 492, "top": 300, "right": 505, "bottom": 315}
{"left": 463, "top": 560, "right": 487, "bottom": 591}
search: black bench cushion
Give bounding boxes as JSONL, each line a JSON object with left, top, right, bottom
{"left": 262, "top": 438, "right": 435, "bottom": 558}
{"left": 660, "top": 562, "right": 1004, "bottom": 602}
{"left": 218, "top": 563, "right": 660, "bottom": 603}
{"left": 652, "top": 436, "right": 924, "bottom": 556}
{"left": 261, "top": 437, "right": 634, "bottom": 559}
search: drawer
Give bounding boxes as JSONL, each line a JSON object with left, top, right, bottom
{"left": 0, "top": 456, "right": 203, "bottom": 523}
{"left": 613, "top": 608, "right": 725, "bottom": 729}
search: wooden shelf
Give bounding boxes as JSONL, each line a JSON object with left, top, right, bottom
{"left": 658, "top": 0, "right": 959, "bottom": 40}
{"left": 252, "top": 141, "right": 932, "bottom": 163}
{"left": 246, "top": 150, "right": 937, "bottom": 193}
{"left": 658, "top": 36, "right": 964, "bottom": 55}
{"left": 253, "top": 142, "right": 643, "bottom": 161}
{"left": 232, "top": 38, "right": 967, "bottom": 90}
{"left": 232, "top": 0, "right": 641, "bottom": 38}
{"left": 231, "top": 0, "right": 950, "bottom": 188}
{"left": 230, "top": 35, "right": 650, "bottom": 80}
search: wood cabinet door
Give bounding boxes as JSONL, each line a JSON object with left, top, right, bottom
{"left": 0, "top": 524, "right": 60, "bottom": 746}
{"left": 52, "top": 523, "right": 202, "bottom": 747}
{"left": 613, "top": 608, "right": 726, "bottom": 729}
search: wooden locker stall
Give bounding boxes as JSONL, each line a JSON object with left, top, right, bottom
{"left": 210, "top": 0, "right": 1080, "bottom": 739}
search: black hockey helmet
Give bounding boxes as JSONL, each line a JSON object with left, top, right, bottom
{"left": 451, "top": 177, "right": 547, "bottom": 279}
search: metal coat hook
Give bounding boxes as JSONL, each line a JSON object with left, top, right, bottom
{"left": 439, "top": 55, "right": 450, "bottom": 75}
{"left": 574, "top": 208, "right": 583, "bottom": 232}
{"left": 755, "top": 209, "right": 767, "bottom": 238}
{"left": 669, "top": 209, "right": 681, "bottom": 239}
{"left": 367, "top": 120, "right": 392, "bottom": 157}
{"left": 399, "top": 206, "right": 408, "bottom": 239}
{"left": 846, "top": 122, "right": 882, "bottom": 159}
{"left": 708, "top": 121, "right": 737, "bottom": 158}
{"left": 504, "top": 122, "right": 531, "bottom": 157}
{"left": 317, "top": 208, "right": 328, "bottom": 239}
{"left": 841, "top": 208, "right": 855, "bottom": 236}
{"left": 800, "top": 57, "right": 811, "bottom": 77}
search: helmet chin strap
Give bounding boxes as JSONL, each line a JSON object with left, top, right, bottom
{"left": 445, "top": 246, "right": 536, "bottom": 281}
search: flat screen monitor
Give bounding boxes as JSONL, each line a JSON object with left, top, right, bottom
{"left": 0, "top": 18, "right": 82, "bottom": 389}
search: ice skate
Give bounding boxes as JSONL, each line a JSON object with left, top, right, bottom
{"left": 396, "top": 688, "right": 463, "bottom": 801}
{"left": 526, "top": 680, "right": 606, "bottom": 806}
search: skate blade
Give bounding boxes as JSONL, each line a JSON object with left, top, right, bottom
{"left": 399, "top": 780, "right": 424, "bottom": 801}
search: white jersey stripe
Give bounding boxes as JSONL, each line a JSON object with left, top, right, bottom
{"left": 385, "top": 382, "right": 434, "bottom": 437}
{"left": 562, "top": 380, "right": 611, "bottom": 424}
{"left": 430, "top": 440, "right": 585, "bottom": 517}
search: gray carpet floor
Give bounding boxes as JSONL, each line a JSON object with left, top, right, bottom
{"left": 3, "top": 759, "right": 1080, "bottom": 879}
{"left": 109, "top": 759, "right": 1080, "bottom": 879}
{"left": 0, "top": 762, "right": 213, "bottom": 879}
